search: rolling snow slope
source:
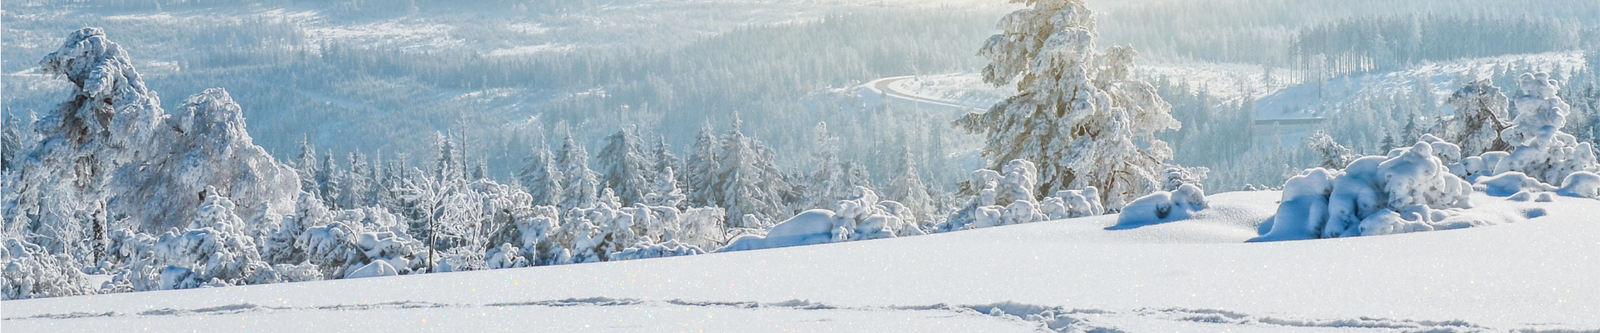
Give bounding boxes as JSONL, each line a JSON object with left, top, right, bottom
{"left": 4, "top": 190, "right": 1595, "bottom": 332}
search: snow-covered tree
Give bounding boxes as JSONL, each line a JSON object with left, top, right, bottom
{"left": 1491, "top": 72, "right": 1600, "bottom": 185}
{"left": 717, "top": 116, "right": 781, "bottom": 226}
{"left": 803, "top": 122, "right": 849, "bottom": 210}
{"left": 595, "top": 129, "right": 652, "bottom": 206}
{"left": 684, "top": 122, "right": 721, "bottom": 207}
{"left": 295, "top": 138, "right": 320, "bottom": 195}
{"left": 318, "top": 150, "right": 343, "bottom": 209}
{"left": 1307, "top": 130, "right": 1358, "bottom": 170}
{"left": 646, "top": 167, "right": 686, "bottom": 208}
{"left": 650, "top": 135, "right": 682, "bottom": 184}
{"left": 959, "top": 0, "right": 1180, "bottom": 210}
{"left": 1442, "top": 79, "right": 1512, "bottom": 156}
{"left": 519, "top": 143, "right": 563, "bottom": 207}
{"left": 341, "top": 152, "right": 373, "bottom": 209}
{"left": 556, "top": 135, "right": 599, "bottom": 210}
{"left": 884, "top": 147, "right": 934, "bottom": 223}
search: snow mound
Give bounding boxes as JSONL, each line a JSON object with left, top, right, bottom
{"left": 716, "top": 210, "right": 837, "bottom": 253}
{"left": 718, "top": 187, "right": 923, "bottom": 253}
{"left": 343, "top": 261, "right": 398, "bottom": 279}
{"left": 1556, "top": 171, "right": 1600, "bottom": 199}
{"left": 1110, "top": 184, "right": 1208, "bottom": 229}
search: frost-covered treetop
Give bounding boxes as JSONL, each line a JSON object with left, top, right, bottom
{"left": 37, "top": 27, "right": 163, "bottom": 151}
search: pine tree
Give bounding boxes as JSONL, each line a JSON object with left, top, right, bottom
{"left": 683, "top": 122, "right": 721, "bottom": 207}
{"left": 595, "top": 129, "right": 651, "bottom": 206}
{"left": 647, "top": 167, "right": 686, "bottom": 208}
{"left": 317, "top": 151, "right": 342, "bottom": 209}
{"left": 650, "top": 135, "right": 681, "bottom": 184}
{"left": 959, "top": 0, "right": 1179, "bottom": 210}
{"left": 717, "top": 116, "right": 776, "bottom": 227}
{"left": 885, "top": 146, "right": 934, "bottom": 223}
{"left": 519, "top": 142, "right": 563, "bottom": 207}
{"left": 295, "top": 138, "right": 320, "bottom": 195}
{"left": 803, "top": 122, "right": 847, "bottom": 210}
{"left": 341, "top": 151, "right": 371, "bottom": 209}
{"left": 556, "top": 135, "right": 598, "bottom": 210}
{"left": 434, "top": 132, "right": 464, "bottom": 183}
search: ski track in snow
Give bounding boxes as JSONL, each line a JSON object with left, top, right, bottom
{"left": 6, "top": 296, "right": 1529, "bottom": 332}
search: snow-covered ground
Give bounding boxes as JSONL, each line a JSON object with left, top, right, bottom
{"left": 6, "top": 190, "right": 1594, "bottom": 332}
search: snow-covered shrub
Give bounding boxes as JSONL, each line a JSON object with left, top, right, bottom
{"left": 484, "top": 205, "right": 560, "bottom": 267}
{"left": 1160, "top": 167, "right": 1209, "bottom": 192}
{"left": 939, "top": 160, "right": 1096, "bottom": 231}
{"left": 611, "top": 240, "right": 705, "bottom": 261}
{"left": 1112, "top": 184, "right": 1207, "bottom": 228}
{"left": 1049, "top": 187, "right": 1104, "bottom": 219}
{"left": 2, "top": 238, "right": 97, "bottom": 300}
{"left": 1490, "top": 72, "right": 1600, "bottom": 186}
{"left": 1254, "top": 141, "right": 1475, "bottom": 241}
{"left": 297, "top": 221, "right": 361, "bottom": 278}
{"left": 147, "top": 187, "right": 273, "bottom": 289}
{"left": 717, "top": 187, "right": 919, "bottom": 252}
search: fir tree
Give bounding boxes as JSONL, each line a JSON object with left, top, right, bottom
{"left": 556, "top": 135, "right": 598, "bottom": 210}
{"left": 595, "top": 129, "right": 652, "bottom": 206}
{"left": 519, "top": 142, "right": 563, "bottom": 207}
{"left": 684, "top": 122, "right": 721, "bottom": 207}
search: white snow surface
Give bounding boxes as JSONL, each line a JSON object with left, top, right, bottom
{"left": 5, "top": 190, "right": 1595, "bottom": 331}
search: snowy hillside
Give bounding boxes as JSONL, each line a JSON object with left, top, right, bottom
{"left": 5, "top": 191, "right": 1596, "bottom": 332}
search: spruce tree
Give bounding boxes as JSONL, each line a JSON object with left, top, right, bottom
{"left": 596, "top": 129, "right": 651, "bottom": 206}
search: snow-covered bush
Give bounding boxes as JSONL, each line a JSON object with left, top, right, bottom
{"left": 940, "top": 160, "right": 1101, "bottom": 231}
{"left": 716, "top": 187, "right": 919, "bottom": 252}
{"left": 1254, "top": 141, "right": 1474, "bottom": 241}
{"left": 611, "top": 240, "right": 705, "bottom": 261}
{"left": 147, "top": 187, "right": 273, "bottom": 289}
{"left": 2, "top": 238, "right": 97, "bottom": 300}
{"left": 1045, "top": 187, "right": 1104, "bottom": 219}
{"left": 485, "top": 205, "right": 560, "bottom": 267}
{"left": 1490, "top": 72, "right": 1599, "bottom": 186}
{"left": 1112, "top": 184, "right": 1207, "bottom": 228}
